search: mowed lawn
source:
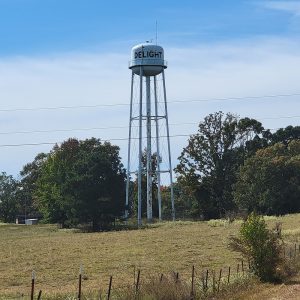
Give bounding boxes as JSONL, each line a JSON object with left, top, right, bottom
{"left": 1, "top": 215, "right": 300, "bottom": 298}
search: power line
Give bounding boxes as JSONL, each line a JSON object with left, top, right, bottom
{"left": 0, "top": 125, "right": 127, "bottom": 135}
{"left": 0, "top": 128, "right": 284, "bottom": 148}
{"left": 0, "top": 92, "right": 299, "bottom": 112}
{"left": 0, "top": 115, "right": 299, "bottom": 136}
{"left": 0, "top": 135, "right": 189, "bottom": 148}
{"left": 0, "top": 122, "right": 209, "bottom": 136}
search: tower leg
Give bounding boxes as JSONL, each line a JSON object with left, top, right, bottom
{"left": 162, "top": 70, "right": 175, "bottom": 221}
{"left": 125, "top": 72, "right": 134, "bottom": 221}
{"left": 146, "top": 76, "right": 153, "bottom": 222}
{"left": 138, "top": 67, "right": 143, "bottom": 227}
{"left": 154, "top": 76, "right": 162, "bottom": 221}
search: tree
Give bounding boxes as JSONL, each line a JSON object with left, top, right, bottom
{"left": 35, "top": 138, "right": 126, "bottom": 229}
{"left": 270, "top": 125, "right": 300, "bottom": 145}
{"left": 0, "top": 172, "right": 18, "bottom": 223}
{"left": 175, "top": 112, "right": 266, "bottom": 219}
{"left": 229, "top": 213, "right": 284, "bottom": 282}
{"left": 161, "top": 182, "right": 196, "bottom": 219}
{"left": 234, "top": 140, "right": 300, "bottom": 215}
{"left": 19, "top": 152, "right": 48, "bottom": 218}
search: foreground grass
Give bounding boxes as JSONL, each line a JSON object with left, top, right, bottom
{"left": 1, "top": 214, "right": 300, "bottom": 298}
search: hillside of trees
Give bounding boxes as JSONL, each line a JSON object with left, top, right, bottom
{"left": 0, "top": 112, "right": 299, "bottom": 229}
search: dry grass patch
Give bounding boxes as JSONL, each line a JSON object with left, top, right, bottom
{"left": 0, "top": 214, "right": 300, "bottom": 298}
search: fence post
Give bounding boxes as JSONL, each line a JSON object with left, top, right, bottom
{"left": 212, "top": 270, "right": 216, "bottom": 294}
{"left": 107, "top": 276, "right": 113, "bottom": 300}
{"left": 205, "top": 270, "right": 209, "bottom": 290}
{"left": 136, "top": 270, "right": 141, "bottom": 293}
{"left": 191, "top": 265, "right": 195, "bottom": 299}
{"left": 241, "top": 260, "right": 244, "bottom": 276}
{"left": 31, "top": 271, "right": 35, "bottom": 300}
{"left": 227, "top": 266, "right": 231, "bottom": 284}
{"left": 78, "top": 265, "right": 83, "bottom": 300}
{"left": 217, "top": 269, "right": 222, "bottom": 292}
{"left": 160, "top": 273, "right": 164, "bottom": 282}
{"left": 37, "top": 290, "right": 42, "bottom": 300}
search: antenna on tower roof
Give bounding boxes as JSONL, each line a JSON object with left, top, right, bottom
{"left": 155, "top": 20, "right": 158, "bottom": 45}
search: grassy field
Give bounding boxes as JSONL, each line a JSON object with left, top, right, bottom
{"left": 1, "top": 214, "right": 300, "bottom": 298}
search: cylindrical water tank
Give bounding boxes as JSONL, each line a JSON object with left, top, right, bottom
{"left": 129, "top": 43, "right": 167, "bottom": 76}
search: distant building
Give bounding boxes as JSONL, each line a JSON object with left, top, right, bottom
{"left": 16, "top": 215, "right": 38, "bottom": 225}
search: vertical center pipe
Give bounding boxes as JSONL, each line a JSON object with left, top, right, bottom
{"left": 125, "top": 72, "right": 134, "bottom": 221}
{"left": 146, "top": 76, "right": 153, "bottom": 222}
{"left": 138, "top": 67, "right": 143, "bottom": 227}
{"left": 154, "top": 76, "right": 162, "bottom": 221}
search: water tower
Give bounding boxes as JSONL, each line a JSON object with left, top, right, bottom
{"left": 125, "top": 42, "right": 175, "bottom": 226}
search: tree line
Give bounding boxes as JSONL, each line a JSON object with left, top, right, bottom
{"left": 0, "top": 112, "right": 299, "bottom": 228}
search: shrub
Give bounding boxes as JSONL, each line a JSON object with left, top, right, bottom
{"left": 229, "top": 213, "right": 284, "bottom": 282}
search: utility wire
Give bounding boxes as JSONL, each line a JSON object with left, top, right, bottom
{"left": 0, "top": 92, "right": 299, "bottom": 112}
{"left": 0, "top": 115, "right": 299, "bottom": 136}
{"left": 0, "top": 128, "right": 284, "bottom": 148}
{"left": 0, "top": 135, "right": 189, "bottom": 148}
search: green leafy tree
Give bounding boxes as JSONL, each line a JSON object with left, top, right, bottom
{"left": 0, "top": 172, "right": 18, "bottom": 223}
{"left": 19, "top": 152, "right": 48, "bottom": 217}
{"left": 234, "top": 140, "right": 300, "bottom": 215}
{"left": 161, "top": 182, "right": 196, "bottom": 220}
{"left": 229, "top": 213, "right": 284, "bottom": 282}
{"left": 35, "top": 138, "right": 126, "bottom": 229}
{"left": 270, "top": 125, "right": 300, "bottom": 145}
{"left": 175, "top": 112, "right": 266, "bottom": 219}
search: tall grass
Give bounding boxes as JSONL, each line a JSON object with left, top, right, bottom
{"left": 1, "top": 214, "right": 300, "bottom": 298}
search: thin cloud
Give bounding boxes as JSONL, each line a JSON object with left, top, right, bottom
{"left": 0, "top": 37, "right": 300, "bottom": 176}
{"left": 261, "top": 1, "right": 300, "bottom": 16}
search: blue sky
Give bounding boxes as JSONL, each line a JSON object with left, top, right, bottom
{"left": 0, "top": 0, "right": 300, "bottom": 176}
{"left": 0, "top": 0, "right": 298, "bottom": 55}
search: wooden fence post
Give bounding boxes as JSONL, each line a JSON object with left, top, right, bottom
{"left": 212, "top": 270, "right": 216, "bottom": 293}
{"left": 78, "top": 265, "right": 83, "bottom": 300}
{"left": 136, "top": 270, "right": 141, "bottom": 293}
{"left": 37, "top": 290, "right": 42, "bottom": 300}
{"left": 227, "top": 266, "right": 231, "bottom": 284}
{"left": 241, "top": 260, "right": 244, "bottom": 276}
{"left": 205, "top": 270, "right": 209, "bottom": 290}
{"left": 107, "top": 276, "right": 113, "bottom": 300}
{"left": 217, "top": 269, "right": 222, "bottom": 292}
{"left": 160, "top": 273, "right": 164, "bottom": 282}
{"left": 191, "top": 265, "right": 195, "bottom": 299}
{"left": 31, "top": 271, "right": 35, "bottom": 300}
{"left": 237, "top": 263, "right": 240, "bottom": 277}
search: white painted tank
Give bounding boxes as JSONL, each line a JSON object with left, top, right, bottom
{"left": 129, "top": 42, "right": 167, "bottom": 76}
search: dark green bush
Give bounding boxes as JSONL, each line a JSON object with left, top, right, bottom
{"left": 229, "top": 213, "right": 284, "bottom": 282}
